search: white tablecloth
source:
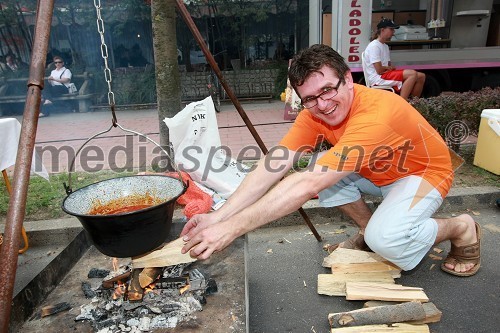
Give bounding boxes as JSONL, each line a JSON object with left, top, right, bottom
{"left": 0, "top": 118, "right": 49, "bottom": 180}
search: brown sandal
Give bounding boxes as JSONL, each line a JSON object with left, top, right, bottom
{"left": 441, "top": 222, "right": 481, "bottom": 277}
{"left": 324, "top": 233, "right": 371, "bottom": 254}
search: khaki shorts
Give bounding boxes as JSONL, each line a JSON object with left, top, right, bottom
{"left": 318, "top": 173, "right": 442, "bottom": 270}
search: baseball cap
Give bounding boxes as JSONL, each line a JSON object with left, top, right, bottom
{"left": 377, "top": 18, "right": 400, "bottom": 29}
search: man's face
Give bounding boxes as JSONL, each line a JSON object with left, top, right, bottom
{"left": 296, "top": 65, "right": 354, "bottom": 127}
{"left": 380, "top": 27, "right": 396, "bottom": 41}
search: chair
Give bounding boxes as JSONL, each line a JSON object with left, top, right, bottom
{"left": 361, "top": 52, "right": 395, "bottom": 92}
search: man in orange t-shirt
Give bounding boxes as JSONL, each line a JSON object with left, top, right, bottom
{"left": 180, "top": 44, "right": 480, "bottom": 277}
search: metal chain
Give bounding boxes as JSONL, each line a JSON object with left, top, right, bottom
{"left": 94, "top": 0, "right": 117, "bottom": 126}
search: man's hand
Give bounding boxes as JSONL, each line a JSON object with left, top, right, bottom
{"left": 180, "top": 213, "right": 220, "bottom": 239}
{"left": 181, "top": 220, "right": 236, "bottom": 260}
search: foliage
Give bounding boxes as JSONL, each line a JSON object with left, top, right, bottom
{"left": 112, "top": 69, "right": 157, "bottom": 105}
{"left": 273, "top": 60, "right": 289, "bottom": 99}
{"left": 410, "top": 87, "right": 500, "bottom": 148}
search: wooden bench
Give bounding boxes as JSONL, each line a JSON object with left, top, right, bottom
{"left": 0, "top": 72, "right": 93, "bottom": 115}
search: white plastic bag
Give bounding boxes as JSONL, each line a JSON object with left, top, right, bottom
{"left": 163, "top": 96, "right": 248, "bottom": 199}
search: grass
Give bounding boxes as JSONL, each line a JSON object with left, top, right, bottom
{"left": 1, "top": 170, "right": 136, "bottom": 222}
{"left": 1, "top": 145, "right": 498, "bottom": 223}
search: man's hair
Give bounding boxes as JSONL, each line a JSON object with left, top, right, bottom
{"left": 288, "top": 44, "right": 350, "bottom": 92}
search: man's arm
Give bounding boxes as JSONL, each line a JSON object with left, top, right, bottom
{"left": 180, "top": 146, "right": 301, "bottom": 237}
{"left": 373, "top": 61, "right": 395, "bottom": 74}
{"left": 182, "top": 164, "right": 351, "bottom": 259}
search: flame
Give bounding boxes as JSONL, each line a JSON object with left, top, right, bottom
{"left": 111, "top": 258, "right": 126, "bottom": 300}
{"left": 179, "top": 284, "right": 190, "bottom": 295}
{"left": 112, "top": 281, "right": 127, "bottom": 300}
{"left": 112, "top": 258, "right": 119, "bottom": 272}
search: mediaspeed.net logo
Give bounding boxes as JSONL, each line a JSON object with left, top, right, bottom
{"left": 34, "top": 120, "right": 467, "bottom": 202}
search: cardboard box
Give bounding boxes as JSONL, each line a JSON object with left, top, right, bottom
{"left": 473, "top": 109, "right": 500, "bottom": 175}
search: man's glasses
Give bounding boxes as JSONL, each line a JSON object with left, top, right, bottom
{"left": 54, "top": 61, "right": 63, "bottom": 64}
{"left": 301, "top": 79, "right": 343, "bottom": 109}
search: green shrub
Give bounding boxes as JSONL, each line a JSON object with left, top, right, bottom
{"left": 410, "top": 87, "right": 500, "bottom": 149}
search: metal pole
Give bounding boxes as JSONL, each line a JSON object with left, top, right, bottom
{"left": 175, "top": 1, "right": 321, "bottom": 242}
{"left": 0, "top": 0, "right": 54, "bottom": 331}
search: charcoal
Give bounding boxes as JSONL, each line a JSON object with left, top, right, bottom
{"left": 122, "top": 302, "right": 144, "bottom": 312}
{"left": 88, "top": 268, "right": 110, "bottom": 278}
{"left": 82, "top": 281, "right": 97, "bottom": 298}
{"left": 193, "top": 293, "right": 206, "bottom": 305}
{"left": 118, "top": 324, "right": 131, "bottom": 332}
{"left": 189, "top": 269, "right": 207, "bottom": 290}
{"left": 205, "top": 279, "right": 218, "bottom": 295}
{"left": 150, "top": 315, "right": 178, "bottom": 329}
{"left": 145, "top": 305, "right": 163, "bottom": 314}
{"left": 161, "top": 303, "right": 181, "bottom": 313}
{"left": 126, "top": 318, "right": 140, "bottom": 327}
{"left": 94, "top": 318, "right": 116, "bottom": 330}
{"left": 75, "top": 303, "right": 97, "bottom": 321}
{"left": 163, "top": 263, "right": 190, "bottom": 278}
{"left": 185, "top": 296, "right": 203, "bottom": 312}
{"left": 40, "top": 302, "right": 71, "bottom": 317}
{"left": 138, "top": 316, "right": 151, "bottom": 331}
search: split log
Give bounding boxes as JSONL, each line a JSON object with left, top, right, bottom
{"left": 318, "top": 272, "right": 395, "bottom": 296}
{"left": 331, "top": 262, "right": 401, "bottom": 278}
{"left": 139, "top": 267, "right": 163, "bottom": 288}
{"left": 330, "top": 323, "right": 429, "bottom": 332}
{"left": 132, "top": 237, "right": 196, "bottom": 269}
{"left": 101, "top": 270, "right": 132, "bottom": 289}
{"left": 363, "top": 301, "right": 442, "bottom": 324}
{"left": 323, "top": 248, "right": 388, "bottom": 268}
{"left": 328, "top": 301, "right": 426, "bottom": 328}
{"left": 345, "top": 282, "right": 429, "bottom": 302}
{"left": 128, "top": 269, "right": 144, "bottom": 302}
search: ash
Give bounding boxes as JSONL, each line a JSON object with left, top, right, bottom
{"left": 76, "top": 264, "right": 216, "bottom": 332}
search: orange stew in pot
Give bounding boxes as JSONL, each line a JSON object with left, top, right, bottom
{"left": 88, "top": 193, "right": 163, "bottom": 215}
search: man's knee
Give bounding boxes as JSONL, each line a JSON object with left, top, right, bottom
{"left": 364, "top": 226, "right": 398, "bottom": 260}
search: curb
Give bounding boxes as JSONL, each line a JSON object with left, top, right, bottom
{"left": 269, "top": 186, "right": 500, "bottom": 228}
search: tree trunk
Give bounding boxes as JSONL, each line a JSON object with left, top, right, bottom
{"left": 151, "top": 0, "right": 181, "bottom": 171}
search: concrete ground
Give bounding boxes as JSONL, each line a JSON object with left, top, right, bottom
{"left": 247, "top": 204, "right": 500, "bottom": 333}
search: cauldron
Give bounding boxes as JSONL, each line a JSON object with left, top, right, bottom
{"left": 62, "top": 175, "right": 186, "bottom": 258}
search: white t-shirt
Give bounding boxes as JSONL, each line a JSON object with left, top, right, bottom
{"left": 50, "top": 67, "right": 72, "bottom": 87}
{"left": 363, "top": 39, "right": 392, "bottom": 86}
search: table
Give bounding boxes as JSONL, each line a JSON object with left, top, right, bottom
{"left": 0, "top": 118, "right": 48, "bottom": 179}
{"left": 0, "top": 118, "right": 49, "bottom": 253}
{"left": 387, "top": 39, "right": 452, "bottom": 49}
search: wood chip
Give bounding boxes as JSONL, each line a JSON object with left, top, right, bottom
{"left": 428, "top": 254, "right": 442, "bottom": 260}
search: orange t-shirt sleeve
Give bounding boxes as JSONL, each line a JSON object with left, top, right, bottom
{"left": 279, "top": 111, "right": 326, "bottom": 152}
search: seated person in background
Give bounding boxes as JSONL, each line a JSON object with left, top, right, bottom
{"left": 40, "top": 56, "right": 72, "bottom": 117}
{"left": 363, "top": 18, "right": 425, "bottom": 100}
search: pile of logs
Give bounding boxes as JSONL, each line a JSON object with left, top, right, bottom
{"left": 318, "top": 248, "right": 442, "bottom": 332}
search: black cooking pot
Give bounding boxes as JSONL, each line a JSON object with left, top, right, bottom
{"left": 62, "top": 175, "right": 186, "bottom": 258}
